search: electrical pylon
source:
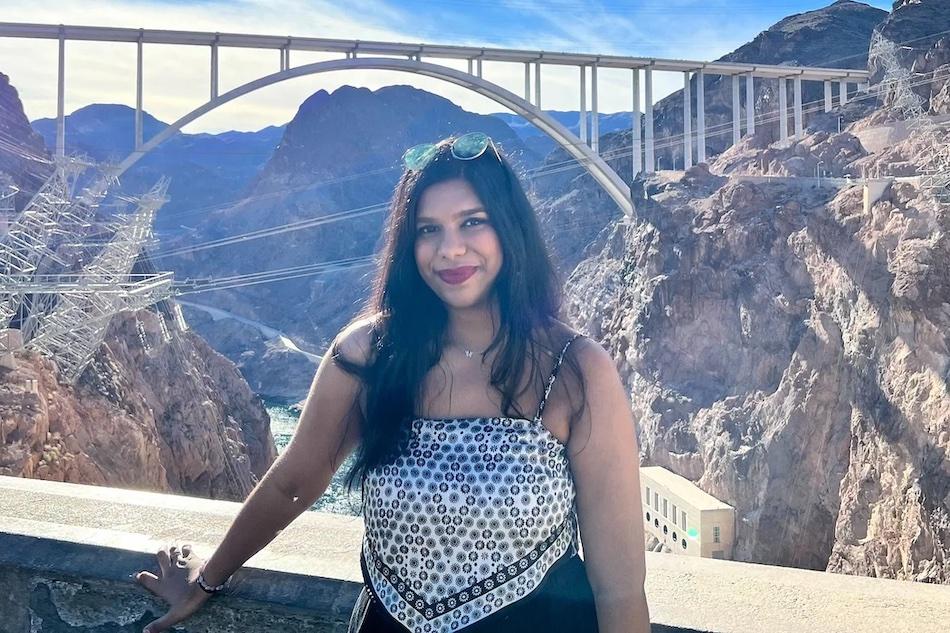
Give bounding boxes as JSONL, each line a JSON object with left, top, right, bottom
{"left": 869, "top": 32, "right": 950, "bottom": 203}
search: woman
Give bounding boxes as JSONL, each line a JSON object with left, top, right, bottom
{"left": 134, "top": 132, "right": 650, "bottom": 633}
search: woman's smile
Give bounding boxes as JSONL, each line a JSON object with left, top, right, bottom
{"left": 437, "top": 266, "right": 478, "bottom": 285}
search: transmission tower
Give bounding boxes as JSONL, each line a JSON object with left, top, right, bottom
{"left": 0, "top": 157, "right": 180, "bottom": 383}
{"left": 869, "top": 32, "right": 950, "bottom": 203}
{"left": 25, "top": 178, "right": 175, "bottom": 382}
{"left": 0, "top": 157, "right": 109, "bottom": 329}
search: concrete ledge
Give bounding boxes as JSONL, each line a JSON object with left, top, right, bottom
{"left": 2, "top": 475, "right": 949, "bottom": 632}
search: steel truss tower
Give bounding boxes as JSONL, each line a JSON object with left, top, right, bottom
{"left": 0, "top": 162, "right": 177, "bottom": 383}
{"left": 0, "top": 157, "right": 96, "bottom": 329}
{"left": 869, "top": 32, "right": 950, "bottom": 203}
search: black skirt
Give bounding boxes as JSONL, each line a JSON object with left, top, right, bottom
{"left": 348, "top": 549, "right": 599, "bottom": 632}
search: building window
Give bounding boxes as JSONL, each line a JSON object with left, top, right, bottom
{"left": 663, "top": 525, "right": 668, "bottom": 535}
{"left": 646, "top": 486, "right": 651, "bottom": 505}
{"left": 646, "top": 511, "right": 651, "bottom": 522}
{"left": 672, "top": 503, "right": 678, "bottom": 521}
{"left": 654, "top": 518, "right": 659, "bottom": 528}
{"left": 681, "top": 510, "right": 687, "bottom": 530}
{"left": 713, "top": 526, "right": 721, "bottom": 544}
{"left": 681, "top": 539, "right": 687, "bottom": 550}
{"left": 662, "top": 498, "right": 668, "bottom": 518}
{"left": 654, "top": 492, "right": 659, "bottom": 511}
{"left": 672, "top": 532, "right": 677, "bottom": 541}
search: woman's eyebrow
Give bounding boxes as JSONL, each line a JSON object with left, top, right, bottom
{"left": 416, "top": 207, "right": 486, "bottom": 223}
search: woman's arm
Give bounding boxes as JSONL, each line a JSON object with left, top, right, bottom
{"left": 199, "top": 316, "right": 372, "bottom": 585}
{"left": 135, "top": 316, "right": 374, "bottom": 633}
{"left": 566, "top": 338, "right": 650, "bottom": 633}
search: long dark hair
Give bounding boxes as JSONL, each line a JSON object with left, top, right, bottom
{"left": 331, "top": 135, "right": 588, "bottom": 493}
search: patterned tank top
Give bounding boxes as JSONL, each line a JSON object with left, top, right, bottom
{"left": 359, "top": 333, "right": 585, "bottom": 632}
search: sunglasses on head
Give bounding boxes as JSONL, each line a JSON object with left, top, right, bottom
{"left": 402, "top": 131, "right": 501, "bottom": 172}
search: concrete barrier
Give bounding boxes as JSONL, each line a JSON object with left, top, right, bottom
{"left": 2, "top": 475, "right": 949, "bottom": 632}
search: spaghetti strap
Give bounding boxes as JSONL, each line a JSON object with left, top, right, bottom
{"left": 534, "top": 332, "right": 584, "bottom": 422}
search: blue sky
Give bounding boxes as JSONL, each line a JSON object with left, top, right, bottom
{"left": 0, "top": 0, "right": 891, "bottom": 132}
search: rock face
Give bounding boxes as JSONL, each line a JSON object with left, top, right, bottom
{"left": 565, "top": 81, "right": 950, "bottom": 581}
{"left": 0, "top": 71, "right": 50, "bottom": 208}
{"left": 0, "top": 309, "right": 277, "bottom": 501}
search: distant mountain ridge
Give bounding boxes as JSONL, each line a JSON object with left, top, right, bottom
{"left": 31, "top": 105, "right": 284, "bottom": 231}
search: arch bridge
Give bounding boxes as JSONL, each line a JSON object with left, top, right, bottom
{"left": 0, "top": 22, "right": 871, "bottom": 217}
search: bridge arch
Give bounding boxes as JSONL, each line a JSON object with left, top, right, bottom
{"left": 117, "top": 57, "right": 633, "bottom": 216}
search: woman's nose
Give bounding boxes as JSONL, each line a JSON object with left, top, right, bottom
{"left": 437, "top": 229, "right": 466, "bottom": 257}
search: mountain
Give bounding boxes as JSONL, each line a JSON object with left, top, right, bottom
{"left": 0, "top": 71, "right": 51, "bottom": 209}
{"left": 31, "top": 105, "right": 284, "bottom": 231}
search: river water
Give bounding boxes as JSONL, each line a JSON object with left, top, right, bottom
{"left": 263, "top": 397, "right": 362, "bottom": 516}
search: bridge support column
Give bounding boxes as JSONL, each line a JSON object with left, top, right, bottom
{"left": 793, "top": 77, "right": 803, "bottom": 136}
{"left": 468, "top": 59, "right": 473, "bottom": 75}
{"left": 746, "top": 72, "right": 755, "bottom": 135}
{"left": 579, "top": 66, "right": 587, "bottom": 146}
{"left": 136, "top": 37, "right": 143, "bottom": 150}
{"left": 56, "top": 30, "right": 65, "bottom": 158}
{"left": 591, "top": 63, "right": 599, "bottom": 154}
{"left": 632, "top": 68, "right": 641, "bottom": 177}
{"left": 534, "top": 61, "right": 541, "bottom": 109}
{"left": 824, "top": 80, "right": 833, "bottom": 112}
{"left": 839, "top": 80, "right": 848, "bottom": 106}
{"left": 696, "top": 70, "right": 705, "bottom": 163}
{"left": 210, "top": 42, "right": 219, "bottom": 100}
{"left": 778, "top": 77, "right": 788, "bottom": 141}
{"left": 731, "top": 74, "right": 741, "bottom": 145}
{"left": 644, "top": 66, "right": 655, "bottom": 173}
{"left": 683, "top": 71, "right": 692, "bottom": 169}
{"left": 524, "top": 62, "right": 530, "bottom": 102}
{"left": 476, "top": 58, "right": 482, "bottom": 78}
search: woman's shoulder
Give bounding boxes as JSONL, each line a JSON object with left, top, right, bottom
{"left": 546, "top": 321, "right": 614, "bottom": 377}
{"left": 331, "top": 312, "right": 384, "bottom": 366}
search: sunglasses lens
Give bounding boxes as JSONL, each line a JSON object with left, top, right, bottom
{"left": 403, "top": 143, "right": 438, "bottom": 171}
{"left": 451, "top": 132, "right": 490, "bottom": 160}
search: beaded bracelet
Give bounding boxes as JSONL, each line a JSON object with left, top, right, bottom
{"left": 196, "top": 562, "right": 230, "bottom": 594}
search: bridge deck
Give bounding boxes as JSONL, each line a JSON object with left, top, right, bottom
{"left": 0, "top": 22, "right": 869, "bottom": 82}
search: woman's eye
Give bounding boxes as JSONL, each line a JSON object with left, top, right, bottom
{"left": 416, "top": 225, "right": 437, "bottom": 235}
{"left": 463, "top": 217, "right": 488, "bottom": 227}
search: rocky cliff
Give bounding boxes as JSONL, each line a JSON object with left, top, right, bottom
{"left": 0, "top": 308, "right": 277, "bottom": 502}
{"left": 564, "top": 7, "right": 950, "bottom": 579}
{"left": 0, "top": 71, "right": 50, "bottom": 208}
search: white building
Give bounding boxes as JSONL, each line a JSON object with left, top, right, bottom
{"left": 641, "top": 465, "right": 735, "bottom": 559}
